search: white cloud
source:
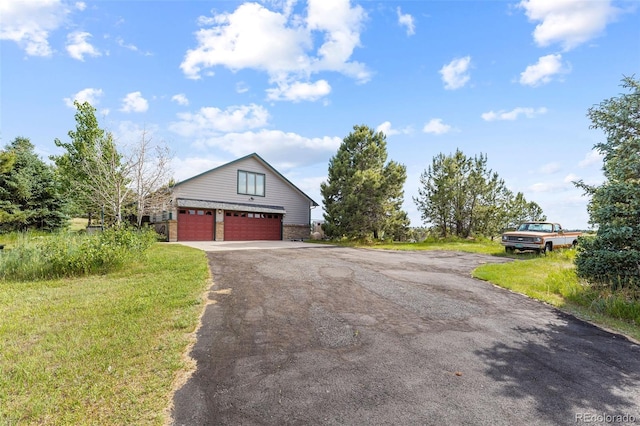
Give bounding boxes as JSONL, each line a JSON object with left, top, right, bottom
{"left": 439, "top": 56, "right": 471, "bottom": 90}
{"left": 63, "top": 87, "right": 103, "bottom": 108}
{"left": 564, "top": 173, "right": 579, "bottom": 183}
{"left": 578, "top": 149, "right": 604, "bottom": 167}
{"left": 376, "top": 121, "right": 411, "bottom": 136}
{"left": 236, "top": 82, "right": 250, "bottom": 93}
{"left": 529, "top": 181, "right": 566, "bottom": 193}
{"left": 423, "top": 118, "right": 452, "bottom": 135}
{"left": 520, "top": 54, "right": 569, "bottom": 86}
{"left": 114, "top": 36, "right": 152, "bottom": 56}
{"left": 540, "top": 162, "right": 561, "bottom": 174}
{"left": 196, "top": 129, "right": 341, "bottom": 169}
{"left": 397, "top": 7, "right": 415, "bottom": 36}
{"left": 116, "top": 37, "right": 138, "bottom": 52}
{"left": 112, "top": 121, "right": 160, "bottom": 149}
{"left": 519, "top": 0, "right": 620, "bottom": 51}
{"left": 181, "top": 3, "right": 309, "bottom": 79}
{"left": 171, "top": 93, "right": 189, "bottom": 106}
{"left": 75, "top": 2, "right": 86, "bottom": 11}
{"left": 306, "top": 0, "right": 368, "bottom": 79}
{"left": 266, "top": 80, "right": 331, "bottom": 102}
{"left": 289, "top": 175, "right": 325, "bottom": 205}
{"left": 169, "top": 104, "right": 270, "bottom": 135}
{"left": 172, "top": 156, "right": 226, "bottom": 182}
{"left": 0, "top": 0, "right": 69, "bottom": 56}
{"left": 481, "top": 107, "right": 547, "bottom": 121}
{"left": 376, "top": 121, "right": 397, "bottom": 136}
{"left": 66, "top": 31, "right": 100, "bottom": 61}
{"left": 180, "top": 0, "right": 369, "bottom": 100}
{"left": 120, "top": 91, "right": 149, "bottom": 113}
{"left": 529, "top": 173, "right": 586, "bottom": 193}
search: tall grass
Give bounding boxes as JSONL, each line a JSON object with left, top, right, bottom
{"left": 0, "top": 243, "right": 210, "bottom": 425}
{"left": 473, "top": 250, "right": 640, "bottom": 339}
{"left": 0, "top": 228, "right": 158, "bottom": 281}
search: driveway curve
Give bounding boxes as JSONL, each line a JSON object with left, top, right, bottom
{"left": 172, "top": 246, "right": 640, "bottom": 425}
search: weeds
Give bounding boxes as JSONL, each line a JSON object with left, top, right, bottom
{"left": 0, "top": 228, "right": 158, "bottom": 281}
{"left": 473, "top": 249, "right": 640, "bottom": 339}
{"left": 0, "top": 243, "right": 210, "bottom": 425}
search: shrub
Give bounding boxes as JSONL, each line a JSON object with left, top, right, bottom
{"left": 575, "top": 234, "right": 640, "bottom": 293}
{"left": 0, "top": 227, "right": 158, "bottom": 281}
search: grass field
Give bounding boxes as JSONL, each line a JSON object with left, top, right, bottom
{"left": 0, "top": 243, "right": 210, "bottom": 425}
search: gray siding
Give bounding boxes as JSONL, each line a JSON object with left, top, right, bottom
{"left": 173, "top": 156, "right": 312, "bottom": 225}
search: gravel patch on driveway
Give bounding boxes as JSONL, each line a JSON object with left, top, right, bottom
{"left": 172, "top": 247, "right": 640, "bottom": 425}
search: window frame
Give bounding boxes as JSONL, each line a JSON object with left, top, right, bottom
{"left": 237, "top": 170, "right": 266, "bottom": 197}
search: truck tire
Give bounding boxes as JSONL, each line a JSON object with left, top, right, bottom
{"left": 542, "top": 242, "right": 552, "bottom": 255}
{"left": 505, "top": 246, "right": 515, "bottom": 254}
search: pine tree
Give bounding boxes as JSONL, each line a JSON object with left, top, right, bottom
{"left": 415, "top": 149, "right": 544, "bottom": 238}
{"left": 574, "top": 76, "right": 640, "bottom": 291}
{"left": 0, "top": 137, "right": 68, "bottom": 232}
{"left": 321, "top": 125, "right": 409, "bottom": 239}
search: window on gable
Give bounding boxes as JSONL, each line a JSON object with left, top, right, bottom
{"left": 237, "top": 170, "right": 265, "bottom": 196}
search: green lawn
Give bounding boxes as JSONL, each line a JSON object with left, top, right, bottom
{"left": 0, "top": 243, "right": 210, "bottom": 425}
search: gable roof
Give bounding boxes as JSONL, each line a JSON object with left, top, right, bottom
{"left": 174, "top": 152, "right": 319, "bottom": 207}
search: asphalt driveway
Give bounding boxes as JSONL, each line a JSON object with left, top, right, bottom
{"left": 172, "top": 246, "right": 640, "bottom": 425}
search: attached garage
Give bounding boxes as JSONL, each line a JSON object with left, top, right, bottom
{"left": 164, "top": 153, "right": 318, "bottom": 242}
{"left": 177, "top": 209, "right": 214, "bottom": 241}
{"left": 224, "top": 211, "right": 282, "bottom": 241}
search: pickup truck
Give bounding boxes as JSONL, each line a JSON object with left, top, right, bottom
{"left": 501, "top": 222, "right": 581, "bottom": 254}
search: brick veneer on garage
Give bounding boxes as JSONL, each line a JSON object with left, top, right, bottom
{"left": 283, "top": 224, "right": 310, "bottom": 240}
{"left": 215, "top": 222, "right": 224, "bottom": 241}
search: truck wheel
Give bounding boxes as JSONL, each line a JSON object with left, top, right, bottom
{"left": 542, "top": 242, "right": 552, "bottom": 255}
{"left": 505, "top": 247, "right": 514, "bottom": 254}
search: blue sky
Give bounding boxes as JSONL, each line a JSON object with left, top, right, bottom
{"left": 2, "top": 0, "right": 639, "bottom": 230}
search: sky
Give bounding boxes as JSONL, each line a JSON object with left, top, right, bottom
{"left": 2, "top": 0, "right": 639, "bottom": 230}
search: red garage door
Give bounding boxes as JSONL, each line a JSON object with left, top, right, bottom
{"left": 178, "top": 209, "right": 214, "bottom": 241}
{"left": 224, "top": 211, "right": 281, "bottom": 241}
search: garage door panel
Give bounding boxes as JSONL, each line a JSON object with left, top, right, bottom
{"left": 224, "top": 211, "right": 281, "bottom": 241}
{"left": 178, "top": 209, "right": 214, "bottom": 241}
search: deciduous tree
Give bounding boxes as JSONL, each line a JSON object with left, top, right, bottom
{"left": 130, "top": 129, "right": 173, "bottom": 228}
{"left": 52, "top": 101, "right": 104, "bottom": 223}
{"left": 53, "top": 103, "right": 173, "bottom": 227}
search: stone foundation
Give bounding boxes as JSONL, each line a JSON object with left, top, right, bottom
{"left": 152, "top": 220, "right": 178, "bottom": 242}
{"left": 283, "top": 224, "right": 310, "bottom": 240}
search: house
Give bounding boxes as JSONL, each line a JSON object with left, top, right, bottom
{"left": 154, "top": 153, "right": 318, "bottom": 242}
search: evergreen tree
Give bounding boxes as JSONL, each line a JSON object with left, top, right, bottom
{"left": 0, "top": 137, "right": 68, "bottom": 232}
{"left": 321, "top": 125, "right": 409, "bottom": 239}
{"left": 415, "top": 149, "right": 545, "bottom": 238}
{"left": 574, "top": 76, "right": 640, "bottom": 291}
